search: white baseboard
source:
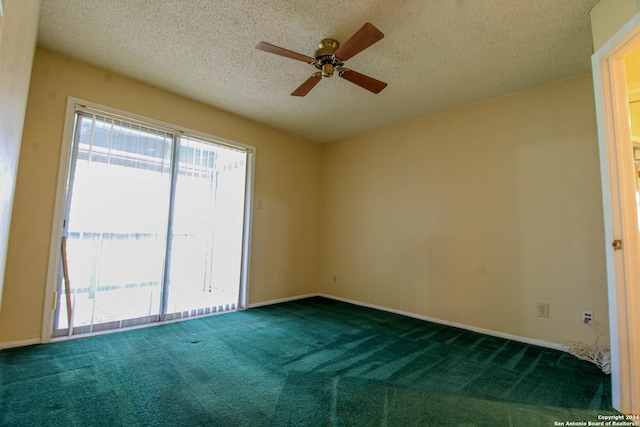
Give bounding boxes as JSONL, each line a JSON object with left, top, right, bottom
{"left": 0, "top": 338, "right": 41, "bottom": 350}
{"left": 317, "top": 294, "right": 565, "bottom": 351}
{"left": 249, "top": 293, "right": 564, "bottom": 352}
{"left": 247, "top": 293, "right": 321, "bottom": 309}
{"left": 3, "top": 294, "right": 564, "bottom": 353}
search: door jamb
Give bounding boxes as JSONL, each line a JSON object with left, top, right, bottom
{"left": 592, "top": 11, "right": 640, "bottom": 414}
{"left": 41, "top": 98, "right": 77, "bottom": 343}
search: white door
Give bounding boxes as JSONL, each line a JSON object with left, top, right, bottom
{"left": 592, "top": 14, "right": 640, "bottom": 414}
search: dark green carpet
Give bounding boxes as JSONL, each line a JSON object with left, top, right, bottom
{"left": 0, "top": 297, "right": 617, "bottom": 426}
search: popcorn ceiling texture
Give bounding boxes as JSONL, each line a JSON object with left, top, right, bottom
{"left": 37, "top": 0, "right": 598, "bottom": 143}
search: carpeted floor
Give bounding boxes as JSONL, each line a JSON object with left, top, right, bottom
{"left": 0, "top": 297, "right": 618, "bottom": 426}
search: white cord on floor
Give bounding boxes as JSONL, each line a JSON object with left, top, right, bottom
{"left": 563, "top": 321, "right": 611, "bottom": 374}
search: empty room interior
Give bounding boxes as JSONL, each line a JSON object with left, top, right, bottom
{"left": 1, "top": 0, "right": 640, "bottom": 425}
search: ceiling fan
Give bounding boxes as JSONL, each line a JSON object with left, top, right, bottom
{"left": 256, "top": 23, "right": 387, "bottom": 97}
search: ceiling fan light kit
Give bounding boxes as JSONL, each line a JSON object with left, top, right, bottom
{"left": 256, "top": 22, "right": 387, "bottom": 97}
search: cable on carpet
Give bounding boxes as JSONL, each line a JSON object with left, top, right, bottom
{"left": 563, "top": 319, "right": 611, "bottom": 374}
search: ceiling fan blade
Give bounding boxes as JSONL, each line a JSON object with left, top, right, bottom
{"left": 334, "top": 23, "right": 384, "bottom": 62}
{"left": 256, "top": 42, "right": 315, "bottom": 64}
{"left": 291, "top": 73, "right": 322, "bottom": 96}
{"left": 339, "top": 69, "right": 387, "bottom": 94}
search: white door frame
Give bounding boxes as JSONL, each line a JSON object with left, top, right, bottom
{"left": 592, "top": 12, "right": 640, "bottom": 414}
{"left": 41, "top": 97, "right": 256, "bottom": 342}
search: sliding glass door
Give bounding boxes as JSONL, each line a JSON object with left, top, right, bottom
{"left": 54, "top": 110, "right": 249, "bottom": 337}
{"left": 164, "top": 136, "right": 247, "bottom": 318}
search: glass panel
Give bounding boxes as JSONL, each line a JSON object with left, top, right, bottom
{"left": 56, "top": 114, "right": 173, "bottom": 331}
{"left": 165, "top": 136, "right": 247, "bottom": 315}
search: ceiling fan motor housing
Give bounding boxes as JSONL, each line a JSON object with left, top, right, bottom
{"left": 314, "top": 39, "right": 343, "bottom": 77}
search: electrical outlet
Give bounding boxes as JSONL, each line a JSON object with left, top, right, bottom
{"left": 537, "top": 302, "right": 549, "bottom": 318}
{"left": 332, "top": 275, "right": 337, "bottom": 284}
{"left": 583, "top": 310, "right": 593, "bottom": 325}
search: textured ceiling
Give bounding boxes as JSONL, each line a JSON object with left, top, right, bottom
{"left": 37, "top": 0, "right": 598, "bottom": 143}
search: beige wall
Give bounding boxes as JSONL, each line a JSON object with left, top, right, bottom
{"left": 320, "top": 75, "right": 609, "bottom": 347}
{"left": 0, "top": 49, "right": 321, "bottom": 345}
{"left": 1, "top": 50, "right": 609, "bottom": 349}
{"left": 590, "top": 0, "right": 640, "bottom": 51}
{"left": 626, "top": 46, "right": 640, "bottom": 139}
{"left": 631, "top": 102, "right": 640, "bottom": 141}
{"left": 0, "top": 0, "right": 40, "bottom": 315}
